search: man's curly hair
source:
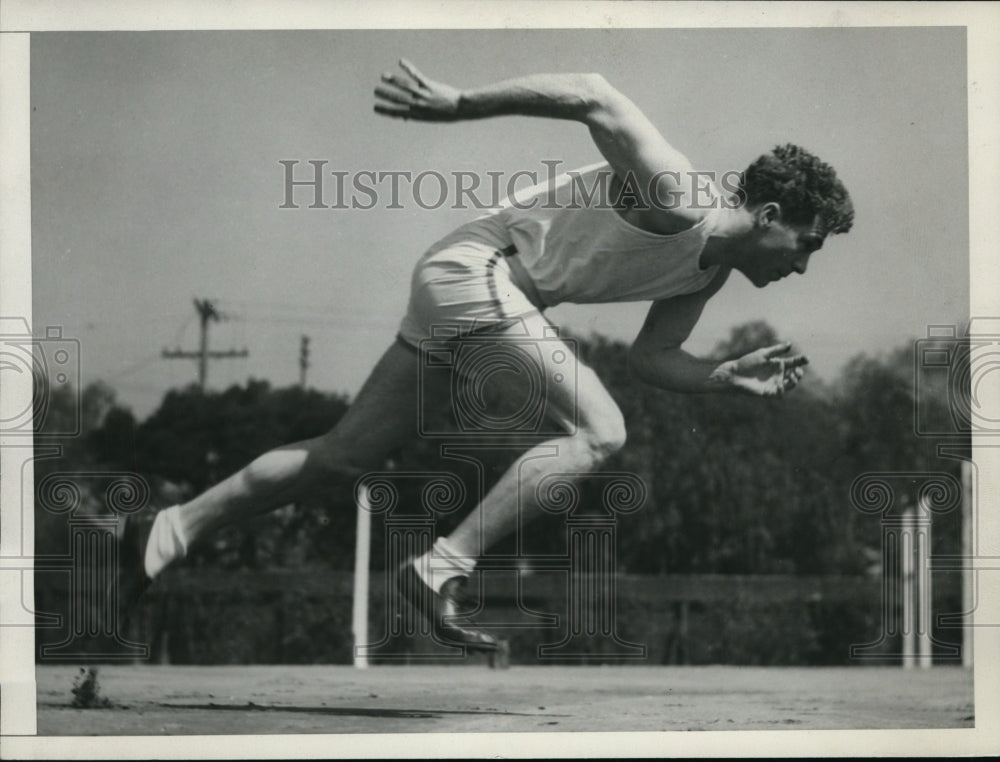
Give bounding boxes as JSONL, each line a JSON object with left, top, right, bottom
{"left": 738, "top": 144, "right": 854, "bottom": 236}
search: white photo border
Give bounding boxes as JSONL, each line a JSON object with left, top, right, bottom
{"left": 1, "top": 1, "right": 997, "bottom": 758}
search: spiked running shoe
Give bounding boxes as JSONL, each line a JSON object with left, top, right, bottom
{"left": 394, "top": 560, "right": 499, "bottom": 652}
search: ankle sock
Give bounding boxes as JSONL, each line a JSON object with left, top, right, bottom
{"left": 413, "top": 536, "right": 477, "bottom": 594}
{"left": 143, "top": 505, "right": 188, "bottom": 579}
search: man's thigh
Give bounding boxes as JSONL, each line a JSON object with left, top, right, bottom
{"left": 447, "top": 313, "right": 620, "bottom": 438}
{"left": 322, "top": 339, "right": 451, "bottom": 462}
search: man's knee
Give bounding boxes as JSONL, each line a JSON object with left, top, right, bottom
{"left": 240, "top": 449, "right": 298, "bottom": 493}
{"left": 309, "top": 431, "right": 374, "bottom": 479}
{"left": 580, "top": 404, "right": 627, "bottom": 458}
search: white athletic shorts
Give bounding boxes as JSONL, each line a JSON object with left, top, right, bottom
{"left": 397, "top": 231, "right": 546, "bottom": 350}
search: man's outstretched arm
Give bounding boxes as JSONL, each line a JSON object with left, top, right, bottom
{"left": 629, "top": 273, "right": 808, "bottom": 397}
{"left": 373, "top": 59, "right": 702, "bottom": 229}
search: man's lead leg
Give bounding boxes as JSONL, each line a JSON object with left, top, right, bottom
{"left": 175, "top": 340, "right": 427, "bottom": 541}
{"left": 402, "top": 313, "right": 627, "bottom": 647}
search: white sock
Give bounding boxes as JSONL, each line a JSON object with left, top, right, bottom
{"left": 143, "top": 505, "right": 189, "bottom": 579}
{"left": 413, "top": 536, "right": 477, "bottom": 594}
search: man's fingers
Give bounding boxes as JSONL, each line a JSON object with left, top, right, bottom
{"left": 762, "top": 342, "right": 792, "bottom": 359}
{"left": 381, "top": 72, "right": 421, "bottom": 97}
{"left": 761, "top": 343, "right": 809, "bottom": 366}
{"left": 398, "top": 58, "right": 427, "bottom": 87}
{"left": 373, "top": 102, "right": 411, "bottom": 118}
{"left": 374, "top": 84, "right": 413, "bottom": 106}
{"left": 778, "top": 365, "right": 806, "bottom": 394}
{"left": 765, "top": 352, "right": 807, "bottom": 369}
{"left": 785, "top": 354, "right": 809, "bottom": 369}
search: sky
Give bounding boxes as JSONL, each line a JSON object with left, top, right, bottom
{"left": 29, "top": 28, "right": 969, "bottom": 419}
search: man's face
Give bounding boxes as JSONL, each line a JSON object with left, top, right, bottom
{"left": 736, "top": 208, "right": 825, "bottom": 288}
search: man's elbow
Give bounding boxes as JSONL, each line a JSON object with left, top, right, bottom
{"left": 580, "top": 72, "right": 611, "bottom": 94}
{"left": 579, "top": 73, "right": 620, "bottom": 118}
{"left": 627, "top": 344, "right": 658, "bottom": 387}
{"left": 629, "top": 343, "right": 688, "bottom": 392}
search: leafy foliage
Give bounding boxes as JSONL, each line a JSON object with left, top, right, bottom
{"left": 32, "top": 321, "right": 967, "bottom": 664}
{"left": 34, "top": 324, "right": 963, "bottom": 577}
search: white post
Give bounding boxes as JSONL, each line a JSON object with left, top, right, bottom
{"left": 917, "top": 496, "right": 932, "bottom": 669}
{"left": 352, "top": 483, "right": 372, "bottom": 669}
{"left": 961, "top": 460, "right": 974, "bottom": 667}
{"left": 901, "top": 507, "right": 915, "bottom": 669}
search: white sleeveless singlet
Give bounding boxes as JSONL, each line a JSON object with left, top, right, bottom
{"left": 396, "top": 162, "right": 722, "bottom": 347}
{"left": 493, "top": 161, "right": 721, "bottom": 307}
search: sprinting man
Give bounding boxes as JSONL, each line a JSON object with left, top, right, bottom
{"left": 116, "top": 60, "right": 853, "bottom": 652}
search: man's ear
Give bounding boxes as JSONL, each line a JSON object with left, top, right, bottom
{"left": 757, "top": 202, "right": 781, "bottom": 227}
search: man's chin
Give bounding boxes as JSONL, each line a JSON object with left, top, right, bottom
{"left": 743, "top": 271, "right": 771, "bottom": 288}
{"left": 735, "top": 268, "right": 772, "bottom": 288}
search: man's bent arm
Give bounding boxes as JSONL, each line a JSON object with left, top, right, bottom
{"left": 630, "top": 345, "right": 737, "bottom": 394}
{"left": 629, "top": 273, "right": 734, "bottom": 393}
{"left": 460, "top": 73, "right": 698, "bottom": 215}
{"left": 374, "top": 61, "right": 699, "bottom": 225}
{"left": 455, "top": 72, "right": 606, "bottom": 122}
{"left": 628, "top": 272, "right": 808, "bottom": 398}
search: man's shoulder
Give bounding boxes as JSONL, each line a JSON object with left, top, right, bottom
{"left": 627, "top": 205, "right": 712, "bottom": 236}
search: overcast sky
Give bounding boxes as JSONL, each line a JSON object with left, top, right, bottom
{"left": 30, "top": 28, "right": 968, "bottom": 418}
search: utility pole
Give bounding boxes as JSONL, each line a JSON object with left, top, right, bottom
{"left": 162, "top": 298, "right": 249, "bottom": 390}
{"left": 299, "top": 335, "right": 310, "bottom": 388}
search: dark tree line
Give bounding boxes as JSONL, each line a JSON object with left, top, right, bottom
{"left": 34, "top": 321, "right": 964, "bottom": 577}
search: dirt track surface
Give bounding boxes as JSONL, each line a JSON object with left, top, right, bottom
{"left": 36, "top": 664, "right": 973, "bottom": 735}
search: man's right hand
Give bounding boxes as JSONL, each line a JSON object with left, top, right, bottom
{"left": 373, "top": 59, "right": 462, "bottom": 122}
{"left": 715, "top": 343, "right": 808, "bottom": 398}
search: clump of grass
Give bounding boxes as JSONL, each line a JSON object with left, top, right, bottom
{"left": 71, "top": 667, "right": 112, "bottom": 709}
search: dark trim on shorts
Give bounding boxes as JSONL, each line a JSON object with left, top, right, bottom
{"left": 395, "top": 333, "right": 421, "bottom": 353}
{"left": 398, "top": 244, "right": 539, "bottom": 350}
{"left": 472, "top": 245, "right": 527, "bottom": 337}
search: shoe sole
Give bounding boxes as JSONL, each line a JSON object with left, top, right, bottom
{"left": 392, "top": 562, "right": 500, "bottom": 653}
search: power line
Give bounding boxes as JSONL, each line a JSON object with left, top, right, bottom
{"left": 216, "top": 297, "right": 397, "bottom": 320}
{"left": 238, "top": 315, "right": 398, "bottom": 332}
{"left": 161, "top": 298, "right": 249, "bottom": 390}
{"left": 171, "top": 313, "right": 196, "bottom": 346}
{"left": 105, "top": 352, "right": 164, "bottom": 382}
